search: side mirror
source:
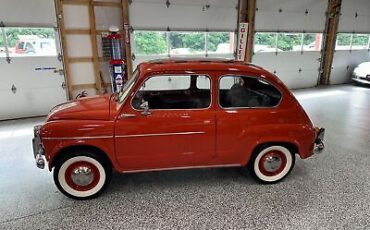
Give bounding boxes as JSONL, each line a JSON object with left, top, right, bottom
{"left": 139, "top": 101, "right": 151, "bottom": 116}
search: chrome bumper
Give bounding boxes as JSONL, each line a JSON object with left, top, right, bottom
{"left": 314, "top": 127, "right": 325, "bottom": 154}
{"left": 32, "top": 125, "right": 46, "bottom": 169}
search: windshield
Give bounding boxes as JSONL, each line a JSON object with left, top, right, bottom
{"left": 118, "top": 69, "right": 138, "bottom": 104}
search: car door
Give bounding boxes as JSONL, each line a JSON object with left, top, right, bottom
{"left": 114, "top": 74, "right": 216, "bottom": 172}
{"left": 215, "top": 74, "right": 283, "bottom": 164}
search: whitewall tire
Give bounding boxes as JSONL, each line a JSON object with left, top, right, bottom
{"left": 53, "top": 152, "right": 111, "bottom": 199}
{"left": 249, "top": 145, "right": 295, "bottom": 183}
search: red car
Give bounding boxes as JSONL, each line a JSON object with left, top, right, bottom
{"left": 33, "top": 59, "right": 325, "bottom": 199}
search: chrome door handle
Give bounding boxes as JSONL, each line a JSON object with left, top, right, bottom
{"left": 119, "top": 113, "right": 137, "bottom": 119}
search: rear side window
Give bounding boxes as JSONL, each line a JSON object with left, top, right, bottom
{"left": 219, "top": 75, "right": 282, "bottom": 108}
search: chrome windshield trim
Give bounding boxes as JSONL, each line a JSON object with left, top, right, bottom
{"left": 116, "top": 131, "right": 205, "bottom": 138}
{"left": 43, "top": 136, "right": 113, "bottom": 140}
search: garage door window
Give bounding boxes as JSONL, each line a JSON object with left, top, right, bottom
{"left": 134, "top": 31, "right": 168, "bottom": 56}
{"left": 170, "top": 32, "right": 205, "bottom": 56}
{"left": 219, "top": 75, "right": 282, "bottom": 108}
{"left": 351, "top": 34, "right": 369, "bottom": 50}
{"left": 254, "top": 32, "right": 323, "bottom": 53}
{"left": 132, "top": 75, "right": 211, "bottom": 110}
{"left": 335, "top": 33, "right": 370, "bottom": 50}
{"left": 277, "top": 33, "right": 302, "bottom": 52}
{"left": 303, "top": 33, "right": 322, "bottom": 51}
{"left": 207, "top": 32, "right": 234, "bottom": 54}
{"left": 133, "top": 30, "right": 235, "bottom": 61}
{"left": 335, "top": 33, "right": 351, "bottom": 50}
{"left": 5, "top": 27, "right": 57, "bottom": 57}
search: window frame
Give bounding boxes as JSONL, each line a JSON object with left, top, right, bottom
{"left": 217, "top": 74, "right": 283, "bottom": 110}
{"left": 130, "top": 73, "right": 213, "bottom": 111}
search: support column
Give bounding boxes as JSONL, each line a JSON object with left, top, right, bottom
{"left": 55, "top": 0, "right": 73, "bottom": 99}
{"left": 319, "top": 0, "right": 342, "bottom": 85}
{"left": 238, "top": 0, "right": 256, "bottom": 63}
{"left": 88, "top": 0, "right": 103, "bottom": 93}
{"left": 121, "top": 0, "right": 133, "bottom": 79}
{"left": 244, "top": 0, "right": 256, "bottom": 63}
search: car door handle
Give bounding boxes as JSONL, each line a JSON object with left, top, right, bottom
{"left": 119, "top": 113, "right": 137, "bottom": 119}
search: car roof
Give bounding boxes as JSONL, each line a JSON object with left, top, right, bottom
{"left": 137, "top": 58, "right": 267, "bottom": 75}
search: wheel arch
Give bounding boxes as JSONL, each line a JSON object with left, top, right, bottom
{"left": 244, "top": 141, "right": 299, "bottom": 166}
{"left": 49, "top": 145, "right": 113, "bottom": 171}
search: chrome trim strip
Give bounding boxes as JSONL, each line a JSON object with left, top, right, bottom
{"left": 122, "top": 163, "right": 242, "bottom": 173}
{"left": 43, "top": 136, "right": 113, "bottom": 140}
{"left": 116, "top": 131, "right": 205, "bottom": 138}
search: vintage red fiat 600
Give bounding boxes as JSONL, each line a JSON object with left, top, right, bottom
{"left": 32, "top": 59, "right": 325, "bottom": 199}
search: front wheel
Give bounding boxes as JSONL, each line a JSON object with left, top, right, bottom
{"left": 248, "top": 145, "right": 295, "bottom": 183}
{"left": 53, "top": 151, "right": 111, "bottom": 199}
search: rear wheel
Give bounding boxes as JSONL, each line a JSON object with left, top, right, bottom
{"left": 53, "top": 151, "right": 111, "bottom": 199}
{"left": 248, "top": 145, "right": 295, "bottom": 183}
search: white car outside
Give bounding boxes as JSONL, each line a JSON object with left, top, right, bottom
{"left": 352, "top": 62, "right": 370, "bottom": 85}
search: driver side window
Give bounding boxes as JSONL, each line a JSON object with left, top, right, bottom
{"left": 132, "top": 75, "right": 211, "bottom": 110}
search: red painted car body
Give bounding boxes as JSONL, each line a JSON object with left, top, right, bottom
{"left": 34, "top": 60, "right": 323, "bottom": 197}
{"left": 38, "top": 59, "right": 321, "bottom": 173}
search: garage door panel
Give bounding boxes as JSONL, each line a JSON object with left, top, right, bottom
{"left": 338, "top": 0, "right": 370, "bottom": 33}
{"left": 129, "top": 0, "right": 238, "bottom": 31}
{"left": 253, "top": 52, "right": 320, "bottom": 89}
{"left": 256, "top": 0, "right": 326, "bottom": 13}
{"left": 331, "top": 50, "right": 370, "bottom": 84}
{"left": 255, "top": 0, "right": 327, "bottom": 32}
{"left": 0, "top": 48, "right": 67, "bottom": 120}
{"left": 0, "top": 0, "right": 57, "bottom": 27}
{"left": 0, "top": 57, "right": 64, "bottom": 88}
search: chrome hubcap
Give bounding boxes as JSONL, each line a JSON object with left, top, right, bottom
{"left": 263, "top": 156, "right": 282, "bottom": 172}
{"left": 71, "top": 166, "right": 94, "bottom": 186}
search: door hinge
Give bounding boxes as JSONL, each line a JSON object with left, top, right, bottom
{"left": 54, "top": 68, "right": 64, "bottom": 75}
{"left": 57, "top": 53, "right": 63, "bottom": 62}
{"left": 11, "top": 84, "right": 17, "bottom": 94}
{"left": 61, "top": 82, "right": 66, "bottom": 90}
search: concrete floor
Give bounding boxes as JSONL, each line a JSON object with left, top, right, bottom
{"left": 0, "top": 85, "right": 369, "bottom": 229}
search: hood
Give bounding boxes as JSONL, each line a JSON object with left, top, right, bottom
{"left": 47, "top": 94, "right": 113, "bottom": 121}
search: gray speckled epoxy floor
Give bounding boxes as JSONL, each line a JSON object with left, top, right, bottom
{"left": 0, "top": 85, "right": 369, "bottom": 229}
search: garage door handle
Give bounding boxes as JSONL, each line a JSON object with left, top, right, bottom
{"left": 11, "top": 84, "right": 17, "bottom": 94}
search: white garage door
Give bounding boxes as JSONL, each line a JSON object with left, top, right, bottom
{"left": 0, "top": 0, "right": 67, "bottom": 120}
{"left": 129, "top": 0, "right": 238, "bottom": 68}
{"left": 252, "top": 0, "right": 327, "bottom": 89}
{"left": 331, "top": 0, "right": 370, "bottom": 84}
